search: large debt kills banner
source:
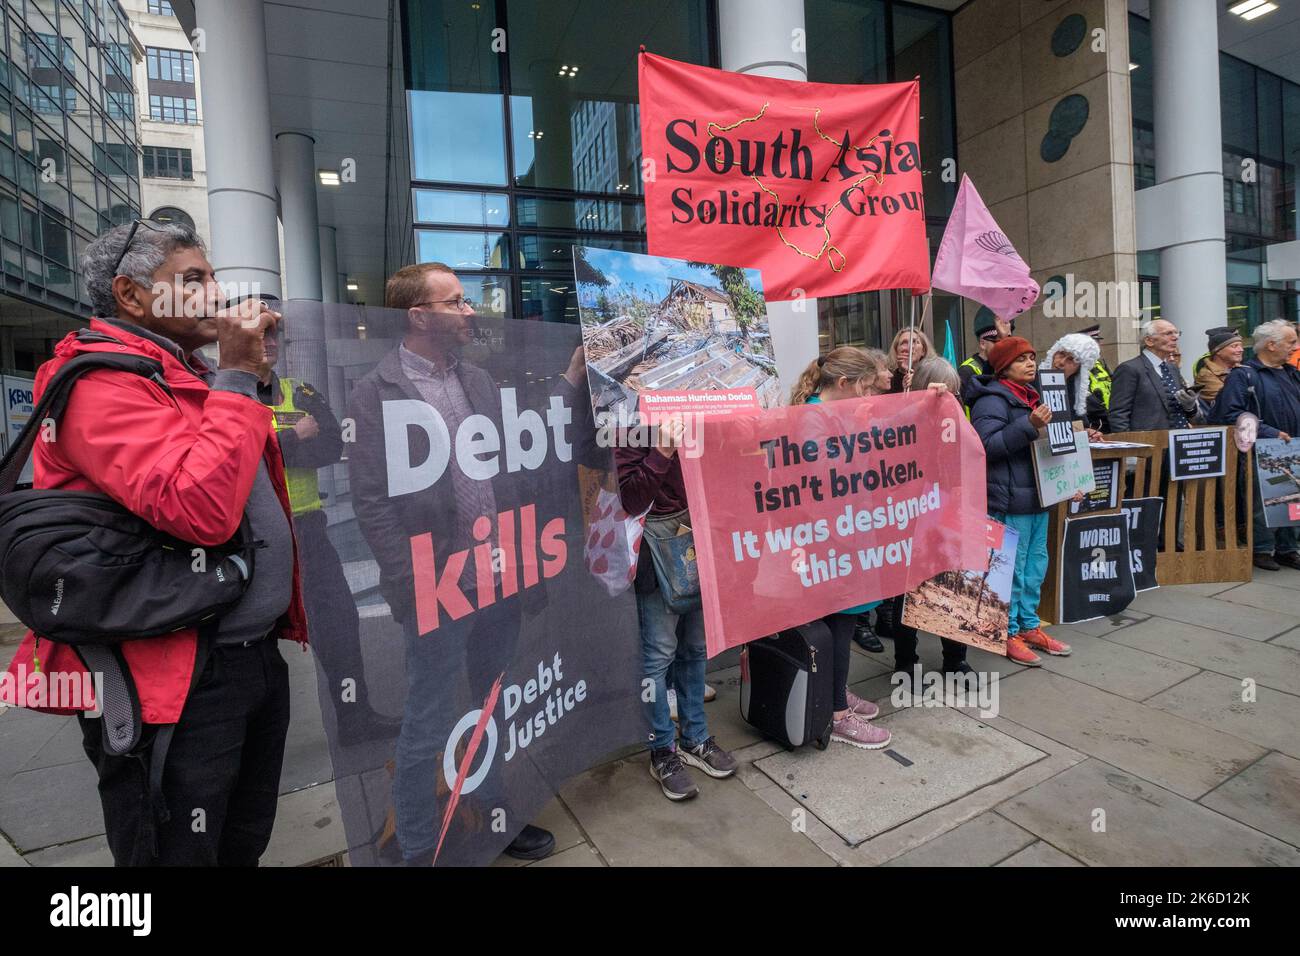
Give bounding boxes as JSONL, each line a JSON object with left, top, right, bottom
{"left": 680, "top": 389, "right": 989, "bottom": 655}
{"left": 638, "top": 52, "right": 929, "bottom": 301}
{"left": 278, "top": 303, "right": 644, "bottom": 867}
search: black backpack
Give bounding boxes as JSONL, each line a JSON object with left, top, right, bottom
{"left": 0, "top": 336, "right": 256, "bottom": 647}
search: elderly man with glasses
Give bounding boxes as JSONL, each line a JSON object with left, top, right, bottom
{"left": 0, "top": 218, "right": 308, "bottom": 866}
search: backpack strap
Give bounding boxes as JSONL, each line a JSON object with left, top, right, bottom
{"left": 0, "top": 345, "right": 172, "bottom": 494}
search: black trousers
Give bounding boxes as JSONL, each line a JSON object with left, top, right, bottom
{"left": 78, "top": 638, "right": 291, "bottom": 866}
{"left": 887, "top": 594, "right": 968, "bottom": 672}
{"left": 821, "top": 613, "right": 855, "bottom": 712}
{"left": 293, "top": 509, "right": 367, "bottom": 712}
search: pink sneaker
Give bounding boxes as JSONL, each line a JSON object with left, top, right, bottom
{"left": 830, "top": 712, "right": 892, "bottom": 750}
{"left": 845, "top": 689, "right": 880, "bottom": 720}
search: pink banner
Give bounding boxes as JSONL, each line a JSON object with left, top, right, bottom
{"left": 680, "top": 390, "right": 990, "bottom": 656}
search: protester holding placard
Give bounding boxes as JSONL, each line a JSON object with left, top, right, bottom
{"left": 968, "top": 337, "right": 1074, "bottom": 667}
{"left": 1213, "top": 319, "right": 1300, "bottom": 571}
{"left": 616, "top": 416, "right": 738, "bottom": 800}
{"left": 789, "top": 349, "right": 892, "bottom": 750}
{"left": 888, "top": 327, "right": 933, "bottom": 394}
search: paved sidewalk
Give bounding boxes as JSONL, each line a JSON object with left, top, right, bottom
{"left": 3, "top": 572, "right": 1299, "bottom": 867}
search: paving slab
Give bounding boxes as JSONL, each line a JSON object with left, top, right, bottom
{"left": 1128, "top": 588, "right": 1295, "bottom": 640}
{"left": 755, "top": 707, "right": 1045, "bottom": 846}
{"left": 882, "top": 811, "right": 1036, "bottom": 866}
{"left": 280, "top": 657, "right": 335, "bottom": 795}
{"left": 993, "top": 671, "right": 1265, "bottom": 799}
{"left": 1043, "top": 612, "right": 1149, "bottom": 639}
{"left": 1174, "top": 582, "right": 1243, "bottom": 597}
{"left": 1272, "top": 628, "right": 1300, "bottom": 652}
{"left": 1199, "top": 753, "right": 1300, "bottom": 848}
{"left": 529, "top": 843, "right": 604, "bottom": 866}
{"left": 0, "top": 710, "right": 64, "bottom": 782}
{"left": 1144, "top": 671, "right": 1300, "bottom": 759}
{"left": 1229, "top": 566, "right": 1300, "bottom": 592}
{"left": 0, "top": 834, "right": 27, "bottom": 867}
{"left": 25, "top": 835, "right": 113, "bottom": 867}
{"left": 1037, "top": 637, "right": 1200, "bottom": 701}
{"left": 0, "top": 758, "right": 103, "bottom": 852}
{"left": 262, "top": 781, "right": 346, "bottom": 867}
{"left": 1104, "top": 617, "right": 1300, "bottom": 696}
{"left": 492, "top": 796, "right": 587, "bottom": 867}
{"left": 19, "top": 716, "right": 89, "bottom": 772}
{"left": 1213, "top": 580, "right": 1300, "bottom": 617}
{"left": 996, "top": 840, "right": 1085, "bottom": 866}
{"left": 999, "top": 758, "right": 1300, "bottom": 866}
{"left": 559, "top": 756, "right": 835, "bottom": 866}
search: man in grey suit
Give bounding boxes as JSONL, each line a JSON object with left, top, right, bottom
{"left": 1108, "top": 318, "right": 1202, "bottom": 433}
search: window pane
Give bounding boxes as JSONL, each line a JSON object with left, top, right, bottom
{"left": 805, "top": 0, "right": 888, "bottom": 85}
{"left": 520, "top": 277, "right": 578, "bottom": 323}
{"left": 892, "top": 5, "right": 956, "bottom": 218}
{"left": 517, "top": 232, "right": 642, "bottom": 272}
{"left": 413, "top": 188, "right": 509, "bottom": 225}
{"left": 515, "top": 195, "right": 645, "bottom": 232}
{"left": 1220, "top": 54, "right": 1256, "bottom": 156}
{"left": 415, "top": 228, "right": 510, "bottom": 269}
{"left": 408, "top": 90, "right": 506, "bottom": 185}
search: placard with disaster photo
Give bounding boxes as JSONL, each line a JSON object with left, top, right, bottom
{"left": 572, "top": 246, "right": 783, "bottom": 423}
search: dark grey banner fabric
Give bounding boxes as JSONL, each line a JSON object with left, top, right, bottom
{"left": 277, "top": 302, "right": 645, "bottom": 866}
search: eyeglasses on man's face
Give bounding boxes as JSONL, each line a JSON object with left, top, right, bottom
{"left": 414, "top": 296, "right": 476, "bottom": 312}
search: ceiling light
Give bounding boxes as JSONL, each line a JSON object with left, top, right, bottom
{"left": 318, "top": 169, "right": 340, "bottom": 186}
{"left": 346, "top": 282, "right": 359, "bottom": 291}
{"left": 1229, "top": 0, "right": 1276, "bottom": 19}
{"left": 1129, "top": 62, "right": 1139, "bottom": 71}
{"left": 557, "top": 64, "right": 579, "bottom": 77}
{"left": 1241, "top": 1, "right": 1278, "bottom": 19}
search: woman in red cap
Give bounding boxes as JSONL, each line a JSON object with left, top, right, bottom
{"left": 965, "top": 337, "right": 1076, "bottom": 667}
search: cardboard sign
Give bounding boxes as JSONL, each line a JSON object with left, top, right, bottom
{"left": 1120, "top": 497, "right": 1163, "bottom": 592}
{"left": 1253, "top": 438, "right": 1300, "bottom": 528}
{"left": 1032, "top": 429, "right": 1096, "bottom": 507}
{"left": 1167, "top": 427, "right": 1226, "bottom": 481}
{"left": 901, "top": 519, "right": 1019, "bottom": 655}
{"left": 1058, "top": 512, "right": 1137, "bottom": 624}
{"left": 1070, "top": 458, "right": 1119, "bottom": 515}
{"left": 1035, "top": 370, "right": 1074, "bottom": 455}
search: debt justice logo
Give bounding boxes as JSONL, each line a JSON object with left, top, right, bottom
{"left": 639, "top": 52, "right": 930, "bottom": 301}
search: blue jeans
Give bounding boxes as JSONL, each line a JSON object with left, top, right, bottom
{"left": 637, "top": 587, "right": 708, "bottom": 751}
{"left": 994, "top": 511, "right": 1049, "bottom": 637}
{"left": 1253, "top": 476, "right": 1299, "bottom": 556}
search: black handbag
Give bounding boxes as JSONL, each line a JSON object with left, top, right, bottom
{"left": 0, "top": 338, "right": 255, "bottom": 647}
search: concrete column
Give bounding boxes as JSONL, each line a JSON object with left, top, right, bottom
{"left": 319, "top": 225, "right": 340, "bottom": 304}
{"left": 1150, "top": 0, "right": 1228, "bottom": 380}
{"left": 716, "top": 0, "right": 817, "bottom": 389}
{"left": 276, "top": 132, "right": 324, "bottom": 301}
{"left": 194, "top": 0, "right": 281, "bottom": 299}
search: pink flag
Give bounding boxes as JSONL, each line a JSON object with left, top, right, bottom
{"left": 932, "top": 175, "right": 1039, "bottom": 318}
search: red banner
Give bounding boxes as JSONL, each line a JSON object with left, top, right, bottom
{"left": 680, "top": 391, "right": 989, "bottom": 656}
{"left": 638, "top": 52, "right": 930, "bottom": 301}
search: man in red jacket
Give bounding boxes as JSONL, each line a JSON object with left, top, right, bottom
{"left": 0, "top": 219, "right": 309, "bottom": 865}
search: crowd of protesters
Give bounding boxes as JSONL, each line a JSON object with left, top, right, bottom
{"left": 3, "top": 219, "right": 1300, "bottom": 866}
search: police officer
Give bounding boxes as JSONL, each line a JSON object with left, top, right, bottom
{"left": 1077, "top": 323, "right": 1112, "bottom": 422}
{"left": 958, "top": 308, "right": 1000, "bottom": 410}
{"left": 260, "top": 327, "right": 399, "bottom": 746}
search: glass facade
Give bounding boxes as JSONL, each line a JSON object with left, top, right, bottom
{"left": 0, "top": 0, "right": 141, "bottom": 329}
{"left": 400, "top": 0, "right": 957, "bottom": 345}
{"left": 1130, "top": 13, "right": 1300, "bottom": 346}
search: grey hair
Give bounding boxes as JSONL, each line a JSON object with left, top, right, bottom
{"left": 81, "top": 220, "right": 206, "bottom": 318}
{"left": 911, "top": 356, "right": 961, "bottom": 394}
{"left": 1252, "top": 319, "right": 1295, "bottom": 349}
{"left": 1140, "top": 318, "right": 1165, "bottom": 341}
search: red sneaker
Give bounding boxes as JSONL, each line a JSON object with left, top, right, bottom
{"left": 1020, "top": 627, "right": 1071, "bottom": 657}
{"left": 1006, "top": 636, "right": 1042, "bottom": 667}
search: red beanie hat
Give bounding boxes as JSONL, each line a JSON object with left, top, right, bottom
{"left": 990, "top": 336, "right": 1035, "bottom": 376}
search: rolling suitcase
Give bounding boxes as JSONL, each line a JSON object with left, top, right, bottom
{"left": 739, "top": 622, "right": 834, "bottom": 750}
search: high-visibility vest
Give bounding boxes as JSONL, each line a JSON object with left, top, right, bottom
{"left": 959, "top": 356, "right": 986, "bottom": 419}
{"left": 269, "top": 377, "right": 323, "bottom": 516}
{"left": 1089, "top": 359, "right": 1112, "bottom": 409}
